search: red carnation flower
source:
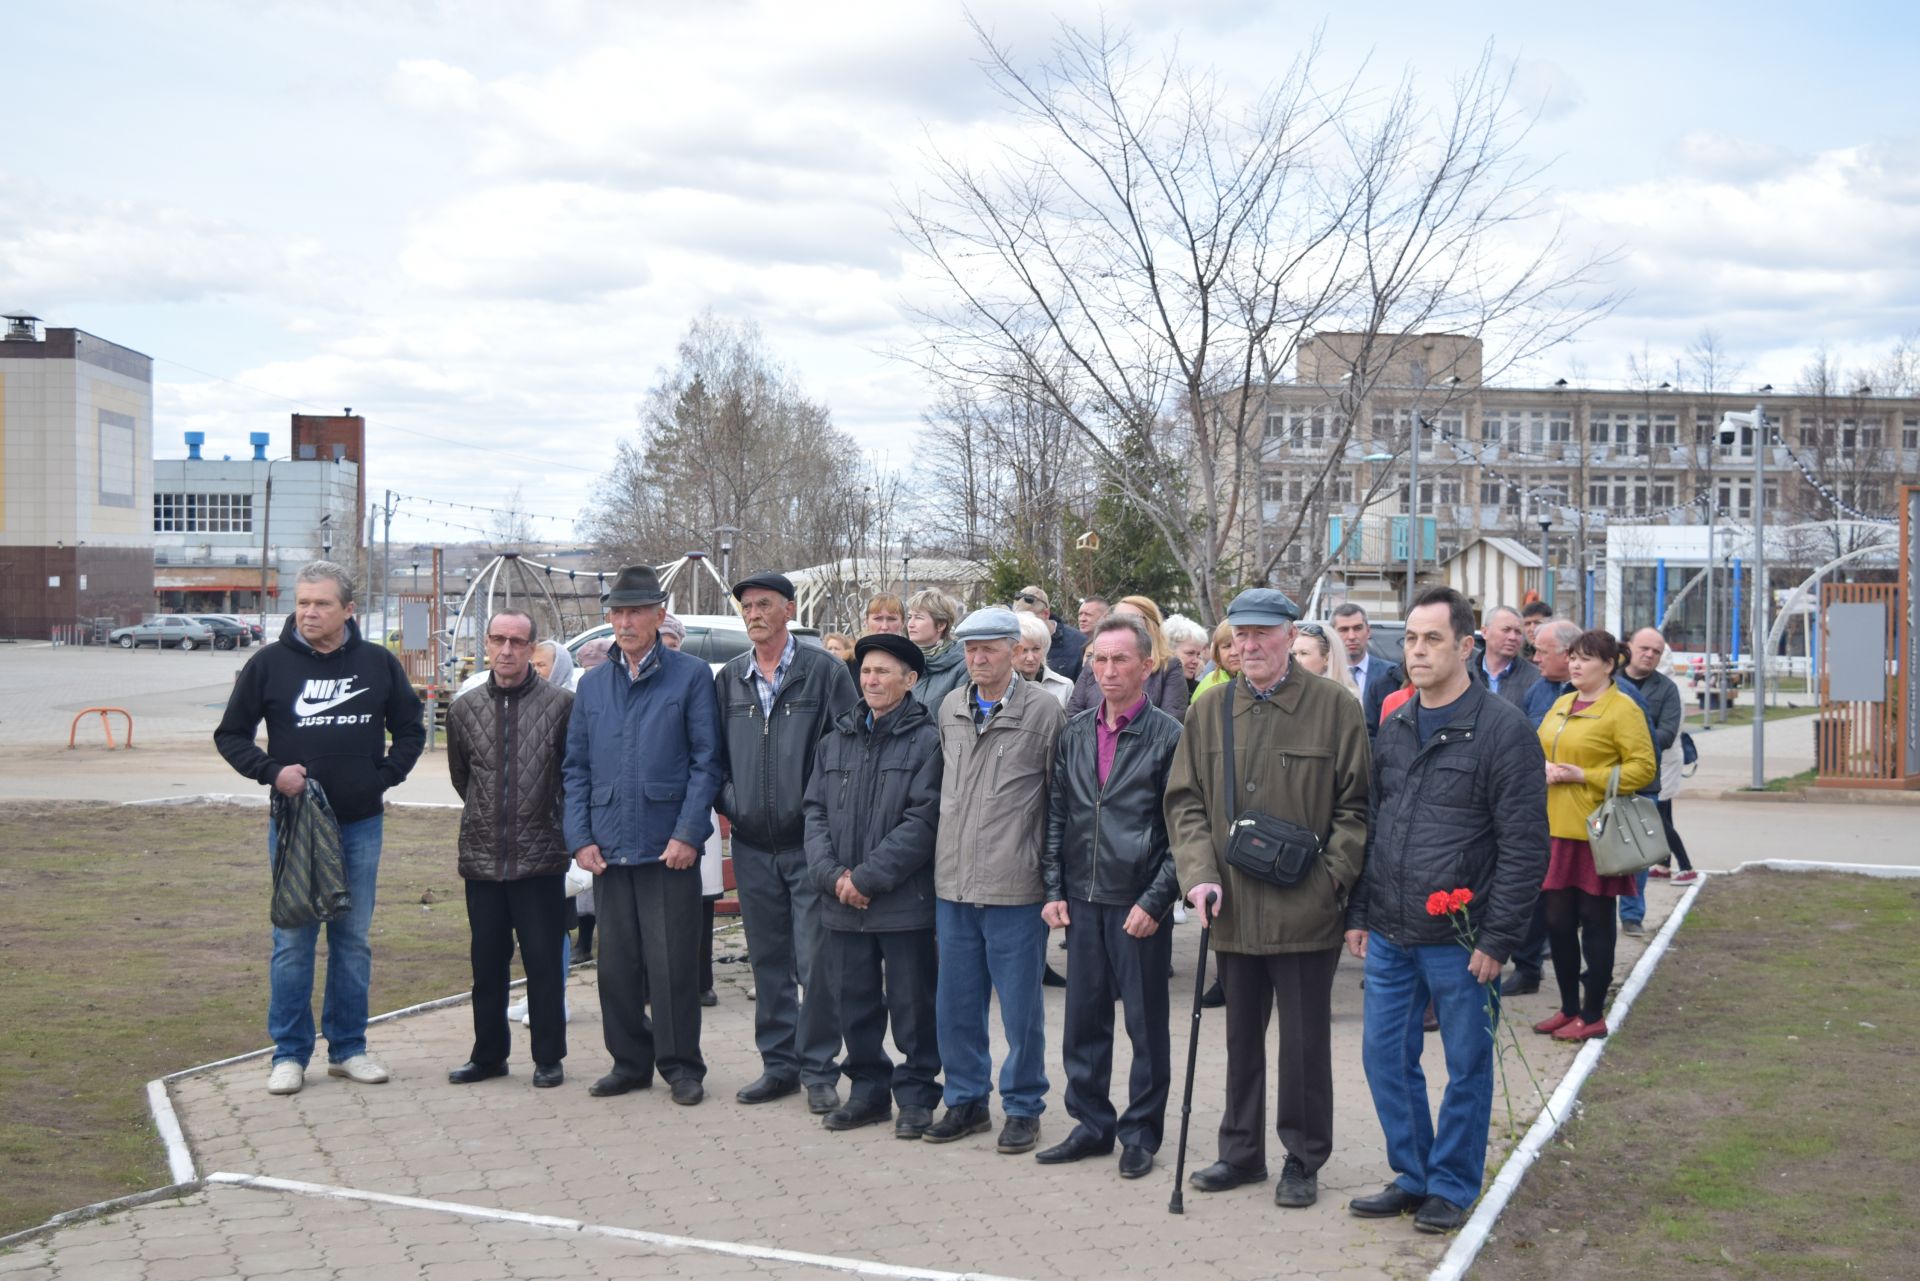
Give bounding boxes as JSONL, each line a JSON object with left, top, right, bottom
{"left": 1426, "top": 891, "right": 1452, "bottom": 917}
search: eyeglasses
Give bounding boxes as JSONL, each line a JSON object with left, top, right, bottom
{"left": 485, "top": 634, "right": 534, "bottom": 650}
{"left": 1295, "top": 622, "right": 1324, "bottom": 637}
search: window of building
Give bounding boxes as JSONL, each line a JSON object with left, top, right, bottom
{"left": 1437, "top": 479, "right": 1461, "bottom": 506}
{"left": 1480, "top": 412, "right": 1505, "bottom": 444}
{"left": 1904, "top": 417, "right": 1920, "bottom": 451}
{"left": 1589, "top": 480, "right": 1609, "bottom": 507}
{"left": 1653, "top": 413, "right": 1677, "bottom": 446}
{"left": 153, "top": 493, "right": 255, "bottom": 534}
{"left": 1480, "top": 480, "right": 1504, "bottom": 506}
{"left": 1653, "top": 482, "right": 1675, "bottom": 510}
{"left": 1860, "top": 419, "right": 1882, "bottom": 449}
{"left": 1265, "top": 413, "right": 1286, "bottom": 441}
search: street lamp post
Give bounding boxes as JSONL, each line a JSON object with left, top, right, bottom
{"left": 900, "top": 533, "right": 915, "bottom": 597}
{"left": 1537, "top": 509, "right": 1552, "bottom": 606}
{"left": 1405, "top": 411, "right": 1422, "bottom": 617}
{"left": 1749, "top": 398, "right": 1769, "bottom": 789}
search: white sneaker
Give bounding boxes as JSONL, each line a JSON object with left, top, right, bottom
{"left": 326, "top": 1054, "right": 390, "bottom": 1084}
{"left": 267, "top": 1061, "right": 305, "bottom": 1095}
{"left": 1172, "top": 902, "right": 1189, "bottom": 924}
{"left": 515, "top": 1001, "right": 571, "bottom": 1026}
{"left": 507, "top": 998, "right": 530, "bottom": 1023}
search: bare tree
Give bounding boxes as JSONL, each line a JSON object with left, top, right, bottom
{"left": 487, "top": 484, "right": 535, "bottom": 551}
{"left": 1782, "top": 348, "right": 1896, "bottom": 568}
{"left": 901, "top": 22, "right": 1613, "bottom": 617}
{"left": 581, "top": 312, "right": 867, "bottom": 574}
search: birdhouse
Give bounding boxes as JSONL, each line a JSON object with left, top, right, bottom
{"left": 1076, "top": 531, "right": 1101, "bottom": 552}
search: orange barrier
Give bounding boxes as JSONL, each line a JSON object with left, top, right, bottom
{"left": 69, "top": 707, "right": 135, "bottom": 750}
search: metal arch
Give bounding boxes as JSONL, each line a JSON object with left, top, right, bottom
{"left": 1766, "top": 543, "right": 1896, "bottom": 658}
{"left": 447, "top": 552, "right": 571, "bottom": 677}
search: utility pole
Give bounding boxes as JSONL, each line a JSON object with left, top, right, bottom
{"left": 1750, "top": 400, "right": 1768, "bottom": 790}
{"left": 382, "top": 489, "right": 396, "bottom": 643}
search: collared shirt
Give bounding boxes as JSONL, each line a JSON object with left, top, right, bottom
{"left": 971, "top": 683, "right": 1008, "bottom": 734}
{"left": 745, "top": 633, "right": 797, "bottom": 717}
{"left": 1483, "top": 655, "right": 1512, "bottom": 693}
{"left": 1243, "top": 661, "right": 1294, "bottom": 702}
{"left": 1349, "top": 651, "right": 1371, "bottom": 690}
{"left": 1095, "top": 693, "right": 1149, "bottom": 787}
{"left": 618, "top": 639, "right": 662, "bottom": 684}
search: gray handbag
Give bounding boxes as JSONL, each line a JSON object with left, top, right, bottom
{"left": 1585, "top": 765, "right": 1671, "bottom": 877}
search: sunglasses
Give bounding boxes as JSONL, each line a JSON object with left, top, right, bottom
{"left": 1017, "top": 593, "right": 1042, "bottom": 605}
{"left": 1295, "top": 622, "right": 1325, "bottom": 637}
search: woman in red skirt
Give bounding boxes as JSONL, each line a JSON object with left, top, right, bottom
{"left": 1532, "top": 630, "right": 1657, "bottom": 1042}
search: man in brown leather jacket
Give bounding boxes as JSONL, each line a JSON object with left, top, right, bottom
{"left": 446, "top": 609, "right": 575, "bottom": 1090}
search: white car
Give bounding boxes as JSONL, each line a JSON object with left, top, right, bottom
{"left": 565, "top": 613, "right": 822, "bottom": 669}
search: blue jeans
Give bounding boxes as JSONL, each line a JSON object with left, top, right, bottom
{"left": 266, "top": 813, "right": 383, "bottom": 1066}
{"left": 935, "top": 899, "right": 1048, "bottom": 1118}
{"left": 1619, "top": 870, "right": 1649, "bottom": 926}
{"left": 1361, "top": 932, "right": 1498, "bottom": 1209}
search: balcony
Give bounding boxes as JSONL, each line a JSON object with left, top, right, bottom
{"left": 1327, "top": 514, "right": 1438, "bottom": 566}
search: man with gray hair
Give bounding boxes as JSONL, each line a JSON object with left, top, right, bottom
{"left": 1473, "top": 605, "right": 1540, "bottom": 710}
{"left": 216, "top": 560, "right": 426, "bottom": 1095}
{"left": 922, "top": 606, "right": 1066, "bottom": 1155}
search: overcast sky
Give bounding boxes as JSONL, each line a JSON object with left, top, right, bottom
{"left": 5, "top": 0, "right": 1916, "bottom": 545}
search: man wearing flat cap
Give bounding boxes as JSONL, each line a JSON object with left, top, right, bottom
{"left": 1165, "top": 587, "right": 1371, "bottom": 1209}
{"left": 715, "top": 571, "right": 859, "bottom": 1114}
{"left": 922, "top": 606, "right": 1067, "bottom": 1155}
{"left": 802, "top": 633, "right": 945, "bottom": 1137}
{"left": 564, "top": 564, "right": 724, "bottom": 1106}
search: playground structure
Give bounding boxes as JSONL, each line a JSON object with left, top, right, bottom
{"left": 1814, "top": 484, "right": 1919, "bottom": 789}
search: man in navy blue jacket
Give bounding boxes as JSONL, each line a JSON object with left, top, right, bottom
{"left": 215, "top": 560, "right": 424, "bottom": 1096}
{"left": 564, "top": 565, "right": 724, "bottom": 1105}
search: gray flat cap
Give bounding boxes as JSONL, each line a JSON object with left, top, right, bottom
{"left": 952, "top": 606, "right": 1022, "bottom": 643}
{"left": 1225, "top": 587, "right": 1301, "bottom": 626}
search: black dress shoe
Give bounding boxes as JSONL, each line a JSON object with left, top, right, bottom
{"left": 588, "top": 1071, "right": 651, "bottom": 1097}
{"left": 823, "top": 1096, "right": 892, "bottom": 1131}
{"left": 1187, "top": 1160, "right": 1267, "bottom": 1192}
{"left": 1349, "top": 1182, "right": 1424, "bottom": 1218}
{"left": 1034, "top": 1130, "right": 1112, "bottom": 1165}
{"left": 700, "top": 989, "right": 718, "bottom": 1007}
{"left": 1118, "top": 1145, "right": 1154, "bottom": 1179}
{"left": 921, "top": 1100, "right": 992, "bottom": 1144}
{"left": 807, "top": 1083, "right": 842, "bottom": 1115}
{"left": 1415, "top": 1195, "right": 1470, "bottom": 1234}
{"left": 894, "top": 1105, "right": 933, "bottom": 1140}
{"left": 1500, "top": 968, "right": 1541, "bottom": 996}
{"left": 447, "top": 1061, "right": 508, "bottom": 1085}
{"left": 531, "top": 1063, "right": 564, "bottom": 1089}
{"left": 1200, "top": 980, "right": 1226, "bottom": 1008}
{"left": 1275, "top": 1155, "right": 1317, "bottom": 1208}
{"left": 1423, "top": 1001, "right": 1440, "bottom": 1033}
{"left": 1043, "top": 965, "right": 1067, "bottom": 988}
{"left": 735, "top": 1073, "right": 800, "bottom": 1105}
{"left": 997, "top": 1115, "right": 1041, "bottom": 1154}
{"left": 670, "top": 1077, "right": 705, "bottom": 1106}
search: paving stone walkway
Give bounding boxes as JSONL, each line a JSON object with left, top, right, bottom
{"left": 0, "top": 889, "right": 1688, "bottom": 1280}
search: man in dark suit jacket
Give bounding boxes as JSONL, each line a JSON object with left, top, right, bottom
{"left": 1331, "top": 604, "right": 1403, "bottom": 736}
{"left": 1471, "top": 605, "right": 1541, "bottom": 711}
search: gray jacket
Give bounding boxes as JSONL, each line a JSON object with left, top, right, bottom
{"left": 934, "top": 675, "right": 1067, "bottom": 905}
{"left": 1474, "top": 651, "right": 1541, "bottom": 711}
{"left": 1620, "top": 667, "right": 1682, "bottom": 754}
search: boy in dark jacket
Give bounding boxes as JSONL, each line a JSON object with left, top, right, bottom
{"left": 214, "top": 561, "right": 424, "bottom": 1096}
{"left": 802, "top": 634, "right": 944, "bottom": 1138}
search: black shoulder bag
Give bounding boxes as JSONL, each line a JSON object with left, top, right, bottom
{"left": 1221, "top": 688, "right": 1323, "bottom": 889}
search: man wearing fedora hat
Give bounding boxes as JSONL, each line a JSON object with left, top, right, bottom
{"left": 715, "top": 571, "right": 859, "bottom": 1114}
{"left": 564, "top": 564, "right": 724, "bottom": 1106}
{"left": 803, "top": 633, "right": 945, "bottom": 1137}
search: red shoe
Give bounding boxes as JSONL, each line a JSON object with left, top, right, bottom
{"left": 1648, "top": 865, "right": 1672, "bottom": 879}
{"left": 1533, "top": 1011, "right": 1577, "bottom": 1036}
{"left": 1553, "top": 1017, "right": 1609, "bottom": 1042}
{"left": 1671, "top": 870, "right": 1700, "bottom": 885}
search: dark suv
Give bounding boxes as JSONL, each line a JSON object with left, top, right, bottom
{"left": 191, "top": 615, "right": 253, "bottom": 651}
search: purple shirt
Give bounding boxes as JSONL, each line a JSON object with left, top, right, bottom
{"left": 1096, "top": 694, "right": 1150, "bottom": 788}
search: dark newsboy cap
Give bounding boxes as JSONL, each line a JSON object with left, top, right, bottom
{"left": 853, "top": 632, "right": 925, "bottom": 678}
{"left": 605, "top": 564, "right": 667, "bottom": 607}
{"left": 732, "top": 572, "right": 796, "bottom": 602}
{"left": 1225, "top": 587, "right": 1301, "bottom": 626}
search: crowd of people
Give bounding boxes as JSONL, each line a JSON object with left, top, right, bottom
{"left": 215, "top": 557, "right": 1695, "bottom": 1235}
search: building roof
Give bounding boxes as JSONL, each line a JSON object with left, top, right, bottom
{"left": 1441, "top": 536, "right": 1541, "bottom": 569}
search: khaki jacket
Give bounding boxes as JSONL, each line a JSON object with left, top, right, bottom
{"left": 934, "top": 675, "right": 1067, "bottom": 905}
{"left": 1537, "top": 682, "right": 1658, "bottom": 840}
{"left": 1166, "top": 670, "right": 1371, "bottom": 954}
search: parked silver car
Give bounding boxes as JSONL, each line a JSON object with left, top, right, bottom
{"left": 109, "top": 616, "right": 214, "bottom": 651}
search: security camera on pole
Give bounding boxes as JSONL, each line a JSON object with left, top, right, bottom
{"left": 1717, "top": 401, "right": 1770, "bottom": 789}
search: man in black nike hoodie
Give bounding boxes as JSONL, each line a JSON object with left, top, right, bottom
{"left": 215, "top": 561, "right": 425, "bottom": 1096}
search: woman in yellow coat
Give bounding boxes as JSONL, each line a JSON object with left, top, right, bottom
{"left": 1533, "top": 629, "right": 1656, "bottom": 1043}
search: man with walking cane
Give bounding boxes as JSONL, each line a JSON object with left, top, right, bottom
{"left": 1344, "top": 587, "right": 1548, "bottom": 1234}
{"left": 1037, "top": 614, "right": 1183, "bottom": 1180}
{"left": 1165, "top": 588, "right": 1371, "bottom": 1211}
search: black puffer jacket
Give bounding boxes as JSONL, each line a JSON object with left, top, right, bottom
{"left": 447, "top": 672, "right": 573, "bottom": 880}
{"left": 1346, "top": 681, "right": 1548, "bottom": 963}
{"left": 715, "top": 641, "right": 858, "bottom": 850}
{"left": 803, "top": 699, "right": 943, "bottom": 932}
{"left": 1043, "top": 702, "right": 1183, "bottom": 918}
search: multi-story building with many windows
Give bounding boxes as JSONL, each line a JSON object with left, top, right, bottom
{"left": 1249, "top": 332, "right": 1917, "bottom": 638}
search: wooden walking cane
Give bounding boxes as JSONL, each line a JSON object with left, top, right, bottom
{"left": 1168, "top": 889, "right": 1219, "bottom": 1214}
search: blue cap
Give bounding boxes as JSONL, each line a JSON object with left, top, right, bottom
{"left": 951, "top": 606, "right": 1022, "bottom": 643}
{"left": 1224, "top": 588, "right": 1301, "bottom": 626}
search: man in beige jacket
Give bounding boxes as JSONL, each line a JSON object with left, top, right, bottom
{"left": 921, "top": 607, "right": 1067, "bottom": 1156}
{"left": 1166, "top": 588, "right": 1371, "bottom": 1210}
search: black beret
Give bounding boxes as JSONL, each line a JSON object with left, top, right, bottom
{"left": 853, "top": 632, "right": 925, "bottom": 678}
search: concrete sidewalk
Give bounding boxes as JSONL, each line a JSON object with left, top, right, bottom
{"left": 1, "top": 885, "right": 1702, "bottom": 1281}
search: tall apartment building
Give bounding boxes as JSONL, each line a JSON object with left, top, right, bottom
{"left": 1251, "top": 332, "right": 1919, "bottom": 632}
{"left": 0, "top": 314, "right": 155, "bottom": 635}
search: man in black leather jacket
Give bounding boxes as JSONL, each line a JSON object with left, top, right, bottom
{"left": 1036, "top": 615, "right": 1184, "bottom": 1180}
{"left": 802, "top": 633, "right": 945, "bottom": 1139}
{"left": 715, "top": 572, "right": 859, "bottom": 1114}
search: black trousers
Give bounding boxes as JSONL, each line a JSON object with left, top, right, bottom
{"left": 1215, "top": 946, "right": 1342, "bottom": 1174}
{"left": 1511, "top": 897, "right": 1550, "bottom": 976}
{"left": 465, "top": 875, "right": 567, "bottom": 1069}
{"left": 597, "top": 861, "right": 706, "bottom": 1084}
{"left": 1657, "top": 800, "right": 1693, "bottom": 872}
{"left": 1544, "top": 887, "right": 1616, "bottom": 1023}
{"left": 1062, "top": 900, "right": 1173, "bottom": 1151}
{"left": 824, "top": 927, "right": 941, "bottom": 1110}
